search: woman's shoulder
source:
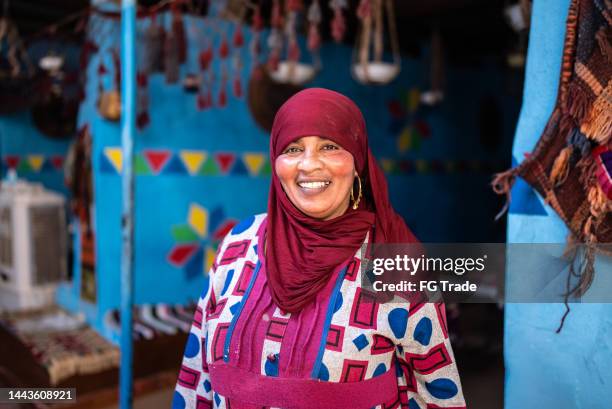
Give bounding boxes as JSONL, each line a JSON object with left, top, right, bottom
{"left": 222, "top": 213, "right": 267, "bottom": 244}
{"left": 213, "top": 213, "right": 267, "bottom": 268}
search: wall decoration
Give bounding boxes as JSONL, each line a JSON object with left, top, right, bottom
{"left": 387, "top": 88, "right": 431, "bottom": 153}
{"left": 99, "top": 148, "right": 272, "bottom": 177}
{"left": 167, "top": 203, "right": 237, "bottom": 278}
{"left": 1, "top": 155, "right": 65, "bottom": 173}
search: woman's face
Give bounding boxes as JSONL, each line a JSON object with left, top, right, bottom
{"left": 275, "top": 136, "right": 355, "bottom": 221}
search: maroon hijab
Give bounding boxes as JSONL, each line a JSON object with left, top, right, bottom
{"left": 264, "top": 88, "right": 417, "bottom": 312}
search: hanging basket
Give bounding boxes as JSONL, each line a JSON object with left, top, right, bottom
{"left": 352, "top": 62, "right": 400, "bottom": 85}
{"left": 248, "top": 65, "right": 303, "bottom": 132}
{"left": 351, "top": 0, "right": 401, "bottom": 86}
{"left": 268, "top": 61, "right": 317, "bottom": 85}
{"left": 31, "top": 93, "right": 79, "bottom": 139}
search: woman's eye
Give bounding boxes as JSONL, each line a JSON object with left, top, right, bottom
{"left": 322, "top": 144, "right": 339, "bottom": 150}
{"left": 283, "top": 146, "right": 301, "bottom": 154}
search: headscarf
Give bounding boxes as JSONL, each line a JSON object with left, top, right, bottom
{"left": 264, "top": 88, "right": 418, "bottom": 312}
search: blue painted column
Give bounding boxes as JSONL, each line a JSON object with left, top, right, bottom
{"left": 119, "top": 1, "right": 136, "bottom": 409}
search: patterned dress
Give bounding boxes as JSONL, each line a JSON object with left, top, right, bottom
{"left": 174, "top": 214, "right": 466, "bottom": 409}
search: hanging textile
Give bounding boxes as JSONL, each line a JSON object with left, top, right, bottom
{"left": 493, "top": 0, "right": 611, "bottom": 296}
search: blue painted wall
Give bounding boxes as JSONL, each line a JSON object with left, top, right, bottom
{"left": 505, "top": 0, "right": 612, "bottom": 407}
{"left": 0, "top": 111, "right": 71, "bottom": 195}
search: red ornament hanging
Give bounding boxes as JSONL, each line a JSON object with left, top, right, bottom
{"left": 171, "top": 3, "right": 187, "bottom": 64}
{"left": 329, "top": 0, "right": 347, "bottom": 43}
{"left": 136, "top": 71, "right": 150, "bottom": 130}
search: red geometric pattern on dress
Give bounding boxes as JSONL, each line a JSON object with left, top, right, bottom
{"left": 201, "top": 337, "right": 209, "bottom": 373}
{"left": 177, "top": 365, "right": 201, "bottom": 389}
{"left": 404, "top": 343, "right": 452, "bottom": 375}
{"left": 211, "top": 323, "right": 229, "bottom": 362}
{"left": 193, "top": 306, "right": 203, "bottom": 329}
{"left": 325, "top": 324, "right": 345, "bottom": 352}
{"left": 206, "top": 298, "right": 227, "bottom": 320}
{"left": 434, "top": 303, "right": 448, "bottom": 339}
{"left": 196, "top": 395, "right": 213, "bottom": 409}
{"left": 371, "top": 334, "right": 395, "bottom": 355}
{"left": 265, "top": 317, "right": 289, "bottom": 341}
{"left": 232, "top": 261, "right": 256, "bottom": 296}
{"left": 344, "top": 257, "right": 361, "bottom": 281}
{"left": 219, "top": 239, "right": 251, "bottom": 265}
{"left": 398, "top": 386, "right": 409, "bottom": 408}
{"left": 408, "top": 301, "right": 426, "bottom": 317}
{"left": 206, "top": 290, "right": 217, "bottom": 317}
{"left": 397, "top": 357, "right": 417, "bottom": 393}
{"left": 426, "top": 405, "right": 466, "bottom": 409}
{"left": 340, "top": 359, "right": 369, "bottom": 382}
{"left": 349, "top": 287, "right": 379, "bottom": 329}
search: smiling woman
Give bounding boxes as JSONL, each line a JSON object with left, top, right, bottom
{"left": 174, "top": 88, "right": 466, "bottom": 409}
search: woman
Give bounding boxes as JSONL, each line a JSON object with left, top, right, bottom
{"left": 174, "top": 88, "right": 465, "bottom": 409}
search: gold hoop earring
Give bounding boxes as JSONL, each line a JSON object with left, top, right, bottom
{"left": 352, "top": 175, "right": 362, "bottom": 210}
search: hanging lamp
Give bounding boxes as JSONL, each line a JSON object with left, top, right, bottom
{"left": 351, "top": 0, "right": 401, "bottom": 85}
{"left": 420, "top": 25, "right": 444, "bottom": 106}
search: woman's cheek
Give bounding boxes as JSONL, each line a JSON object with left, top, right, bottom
{"left": 325, "top": 151, "right": 355, "bottom": 175}
{"left": 275, "top": 156, "right": 297, "bottom": 179}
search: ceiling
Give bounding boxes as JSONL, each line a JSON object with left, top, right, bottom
{"left": 5, "top": 0, "right": 516, "bottom": 62}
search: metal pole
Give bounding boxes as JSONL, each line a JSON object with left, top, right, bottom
{"left": 119, "top": 1, "right": 136, "bottom": 409}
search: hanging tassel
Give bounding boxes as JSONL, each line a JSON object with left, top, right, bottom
{"left": 199, "top": 46, "right": 213, "bottom": 71}
{"left": 329, "top": 0, "right": 347, "bottom": 43}
{"left": 233, "top": 25, "right": 244, "bottom": 48}
{"left": 164, "top": 27, "right": 180, "bottom": 84}
{"left": 357, "top": 0, "right": 371, "bottom": 19}
{"left": 491, "top": 168, "right": 519, "bottom": 220}
{"left": 219, "top": 35, "right": 230, "bottom": 59}
{"left": 217, "top": 87, "right": 227, "bottom": 108}
{"left": 550, "top": 146, "right": 573, "bottom": 187}
{"left": 172, "top": 5, "right": 187, "bottom": 64}
{"left": 271, "top": 0, "right": 284, "bottom": 28}
{"left": 287, "top": 0, "right": 303, "bottom": 11}
{"left": 144, "top": 13, "right": 165, "bottom": 73}
{"left": 307, "top": 0, "right": 322, "bottom": 52}
{"left": 587, "top": 183, "right": 609, "bottom": 219}
{"left": 307, "top": 24, "right": 321, "bottom": 52}
{"left": 233, "top": 75, "right": 242, "bottom": 98}
{"left": 566, "top": 83, "right": 590, "bottom": 122}
{"left": 288, "top": 39, "right": 300, "bottom": 62}
{"left": 267, "top": 48, "right": 280, "bottom": 71}
{"left": 252, "top": 6, "right": 264, "bottom": 32}
{"left": 97, "top": 62, "right": 107, "bottom": 75}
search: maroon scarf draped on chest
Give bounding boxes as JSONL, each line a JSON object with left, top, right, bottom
{"left": 263, "top": 88, "right": 418, "bottom": 312}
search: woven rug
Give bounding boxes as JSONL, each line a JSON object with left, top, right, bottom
{"left": 0, "top": 308, "right": 119, "bottom": 385}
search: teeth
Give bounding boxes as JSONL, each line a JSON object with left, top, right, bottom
{"left": 299, "top": 181, "right": 330, "bottom": 189}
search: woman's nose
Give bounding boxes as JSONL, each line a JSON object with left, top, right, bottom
{"left": 297, "top": 149, "right": 323, "bottom": 172}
